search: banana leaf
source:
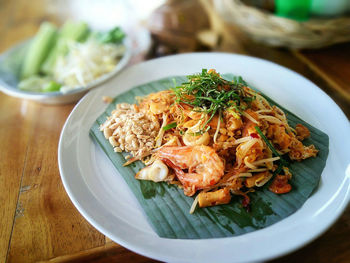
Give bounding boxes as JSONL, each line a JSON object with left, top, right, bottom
{"left": 90, "top": 74, "right": 329, "bottom": 239}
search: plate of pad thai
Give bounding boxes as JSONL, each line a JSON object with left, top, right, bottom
{"left": 59, "top": 53, "right": 350, "bottom": 263}
{"left": 98, "top": 69, "right": 320, "bottom": 214}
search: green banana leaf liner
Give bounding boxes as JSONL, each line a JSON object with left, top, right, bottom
{"left": 90, "top": 74, "right": 329, "bottom": 239}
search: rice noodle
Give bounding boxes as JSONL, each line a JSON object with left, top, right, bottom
{"left": 151, "top": 137, "right": 181, "bottom": 155}
{"left": 256, "top": 109, "right": 272, "bottom": 114}
{"left": 259, "top": 115, "right": 285, "bottom": 125}
{"left": 247, "top": 168, "right": 268, "bottom": 173}
{"left": 164, "top": 136, "right": 181, "bottom": 147}
{"left": 238, "top": 173, "right": 253, "bottom": 177}
{"left": 242, "top": 112, "right": 259, "bottom": 124}
{"left": 236, "top": 138, "right": 259, "bottom": 167}
{"left": 143, "top": 155, "right": 156, "bottom": 166}
{"left": 251, "top": 156, "right": 280, "bottom": 166}
{"left": 276, "top": 149, "right": 284, "bottom": 155}
{"left": 273, "top": 112, "right": 287, "bottom": 123}
{"left": 155, "top": 113, "right": 168, "bottom": 147}
{"left": 273, "top": 106, "right": 286, "bottom": 119}
{"left": 123, "top": 150, "right": 153, "bottom": 166}
{"left": 233, "top": 136, "right": 251, "bottom": 145}
{"left": 224, "top": 172, "right": 252, "bottom": 182}
{"left": 239, "top": 138, "right": 259, "bottom": 156}
{"left": 257, "top": 138, "right": 264, "bottom": 148}
{"left": 220, "top": 173, "right": 252, "bottom": 186}
{"left": 192, "top": 118, "right": 204, "bottom": 131}
{"left": 289, "top": 126, "right": 296, "bottom": 133}
{"left": 189, "top": 194, "right": 200, "bottom": 214}
{"left": 255, "top": 173, "right": 273, "bottom": 187}
{"left": 256, "top": 94, "right": 272, "bottom": 110}
{"left": 279, "top": 149, "right": 291, "bottom": 154}
{"left": 244, "top": 157, "right": 257, "bottom": 169}
{"left": 254, "top": 97, "right": 266, "bottom": 110}
{"left": 213, "top": 114, "right": 221, "bottom": 143}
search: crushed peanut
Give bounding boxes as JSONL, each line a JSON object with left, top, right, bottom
{"left": 102, "top": 96, "right": 113, "bottom": 104}
{"left": 100, "top": 103, "right": 160, "bottom": 157}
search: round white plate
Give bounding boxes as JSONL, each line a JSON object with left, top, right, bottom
{"left": 58, "top": 53, "right": 350, "bottom": 263}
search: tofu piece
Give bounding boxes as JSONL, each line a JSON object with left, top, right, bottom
{"left": 198, "top": 188, "right": 231, "bottom": 208}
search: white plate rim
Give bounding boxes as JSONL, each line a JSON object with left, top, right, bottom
{"left": 58, "top": 52, "right": 350, "bottom": 263}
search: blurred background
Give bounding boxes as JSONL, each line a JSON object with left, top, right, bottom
{"left": 1, "top": 1, "right": 349, "bottom": 263}
{"left": 1, "top": 0, "right": 349, "bottom": 114}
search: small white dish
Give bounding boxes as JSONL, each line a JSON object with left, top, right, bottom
{"left": 58, "top": 53, "right": 350, "bottom": 263}
{"left": 0, "top": 38, "right": 131, "bottom": 104}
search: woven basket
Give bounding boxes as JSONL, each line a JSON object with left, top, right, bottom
{"left": 206, "top": 0, "right": 350, "bottom": 49}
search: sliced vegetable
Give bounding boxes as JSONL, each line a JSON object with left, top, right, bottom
{"left": 53, "top": 39, "right": 125, "bottom": 87}
{"left": 21, "top": 22, "right": 57, "bottom": 79}
{"left": 96, "top": 26, "right": 125, "bottom": 44}
{"left": 18, "top": 76, "right": 51, "bottom": 92}
{"left": 163, "top": 122, "right": 177, "bottom": 131}
{"left": 60, "top": 20, "right": 90, "bottom": 41}
{"left": 42, "top": 81, "right": 61, "bottom": 92}
{"left": 41, "top": 21, "right": 89, "bottom": 74}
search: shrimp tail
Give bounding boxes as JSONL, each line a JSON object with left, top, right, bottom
{"left": 162, "top": 158, "right": 196, "bottom": 196}
{"left": 157, "top": 146, "right": 225, "bottom": 196}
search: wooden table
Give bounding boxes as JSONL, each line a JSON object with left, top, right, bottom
{"left": 1, "top": 1, "right": 349, "bottom": 262}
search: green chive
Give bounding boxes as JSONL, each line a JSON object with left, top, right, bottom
{"left": 254, "top": 126, "right": 288, "bottom": 166}
{"left": 163, "top": 122, "right": 177, "bottom": 131}
{"left": 172, "top": 69, "right": 254, "bottom": 134}
{"left": 273, "top": 162, "right": 284, "bottom": 176}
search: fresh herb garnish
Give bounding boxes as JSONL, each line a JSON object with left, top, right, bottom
{"left": 255, "top": 126, "right": 289, "bottom": 168}
{"left": 97, "top": 26, "right": 125, "bottom": 44}
{"left": 172, "top": 69, "right": 254, "bottom": 132}
{"left": 273, "top": 162, "right": 284, "bottom": 176}
{"left": 163, "top": 122, "right": 177, "bottom": 131}
{"left": 255, "top": 126, "right": 290, "bottom": 181}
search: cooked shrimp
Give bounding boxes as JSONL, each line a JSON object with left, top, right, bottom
{"left": 156, "top": 146, "right": 225, "bottom": 196}
{"left": 182, "top": 130, "right": 210, "bottom": 146}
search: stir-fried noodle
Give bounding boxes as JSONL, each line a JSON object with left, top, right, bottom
{"left": 100, "top": 69, "right": 318, "bottom": 213}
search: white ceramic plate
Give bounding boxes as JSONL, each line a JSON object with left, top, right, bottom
{"left": 58, "top": 53, "right": 350, "bottom": 263}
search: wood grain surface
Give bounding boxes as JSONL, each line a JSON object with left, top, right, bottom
{"left": 0, "top": 97, "right": 33, "bottom": 263}
{"left": 294, "top": 43, "right": 350, "bottom": 101}
{"left": 0, "top": 0, "right": 349, "bottom": 263}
